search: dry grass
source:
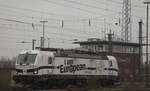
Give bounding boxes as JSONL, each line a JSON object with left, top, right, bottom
{"left": 0, "top": 69, "right": 12, "bottom": 91}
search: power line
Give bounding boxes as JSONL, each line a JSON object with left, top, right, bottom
{"left": 63, "top": 0, "right": 121, "bottom": 14}
{"left": 0, "top": 8, "right": 146, "bottom": 25}
{"left": 0, "top": 0, "right": 146, "bottom": 20}
{"left": 0, "top": 16, "right": 147, "bottom": 39}
{"left": 43, "top": 0, "right": 113, "bottom": 17}
{"left": 0, "top": 32, "right": 80, "bottom": 44}
{"left": 0, "top": 7, "right": 66, "bottom": 21}
{"left": 106, "top": 0, "right": 123, "bottom": 4}
{"left": 64, "top": 0, "right": 143, "bottom": 17}
{"left": 105, "top": 0, "right": 144, "bottom": 8}
{"left": 0, "top": 2, "right": 146, "bottom": 23}
{"left": 0, "top": 4, "right": 85, "bottom": 19}
{"left": 94, "top": 0, "right": 122, "bottom": 4}
{"left": 0, "top": 13, "right": 147, "bottom": 30}
{"left": 0, "top": 4, "right": 119, "bottom": 22}
{"left": 0, "top": 25, "right": 81, "bottom": 38}
{"left": 0, "top": 18, "right": 140, "bottom": 46}
{"left": 0, "top": 8, "right": 145, "bottom": 26}
{"left": 0, "top": 20, "right": 100, "bottom": 39}
{"left": 0, "top": 17, "right": 104, "bottom": 34}
{"left": 0, "top": 17, "right": 31, "bottom": 24}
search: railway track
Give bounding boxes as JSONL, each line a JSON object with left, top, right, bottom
{"left": 13, "top": 89, "right": 67, "bottom": 91}
{"left": 11, "top": 88, "right": 150, "bottom": 91}
{"left": 10, "top": 84, "right": 150, "bottom": 91}
{"left": 11, "top": 86, "right": 87, "bottom": 91}
{"left": 11, "top": 89, "right": 87, "bottom": 91}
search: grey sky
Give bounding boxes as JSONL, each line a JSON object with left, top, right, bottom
{"left": 0, "top": 0, "right": 149, "bottom": 58}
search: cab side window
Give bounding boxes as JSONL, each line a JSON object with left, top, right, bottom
{"left": 48, "top": 57, "right": 52, "bottom": 64}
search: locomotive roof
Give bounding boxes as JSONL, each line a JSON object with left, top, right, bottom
{"left": 19, "top": 49, "right": 109, "bottom": 60}
{"left": 37, "top": 48, "right": 110, "bottom": 59}
{"left": 55, "top": 53, "right": 108, "bottom": 60}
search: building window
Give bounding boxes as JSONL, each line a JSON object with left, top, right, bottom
{"left": 130, "top": 47, "right": 133, "bottom": 53}
{"left": 98, "top": 44, "right": 103, "bottom": 51}
{"left": 133, "top": 47, "right": 137, "bottom": 53}
{"left": 105, "top": 45, "right": 108, "bottom": 52}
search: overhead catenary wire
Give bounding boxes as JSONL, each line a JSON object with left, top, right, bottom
{"left": 0, "top": 25, "right": 86, "bottom": 39}
{"left": 0, "top": 4, "right": 120, "bottom": 22}
{"left": 0, "top": 0, "right": 146, "bottom": 19}
{"left": 42, "top": 0, "right": 121, "bottom": 17}
{"left": 0, "top": 1, "right": 146, "bottom": 22}
{"left": 0, "top": 10, "right": 147, "bottom": 27}
{"left": 0, "top": 19, "right": 101, "bottom": 38}
{"left": 0, "top": 28, "right": 83, "bottom": 48}
{"left": 0, "top": 17, "right": 105, "bottom": 31}
{"left": 62, "top": 0, "right": 121, "bottom": 14}
{"left": 0, "top": 4, "right": 81, "bottom": 19}
{"left": 1, "top": 0, "right": 119, "bottom": 18}
{"left": 0, "top": 17, "right": 140, "bottom": 43}
{"left": 0, "top": 16, "right": 147, "bottom": 41}
{"left": 0, "top": 0, "right": 146, "bottom": 34}
{"left": 61, "top": 0, "right": 149, "bottom": 22}
{"left": 0, "top": 8, "right": 148, "bottom": 31}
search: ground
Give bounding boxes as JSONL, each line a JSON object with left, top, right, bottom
{"left": 0, "top": 69, "right": 12, "bottom": 91}
{"left": 0, "top": 69, "right": 150, "bottom": 91}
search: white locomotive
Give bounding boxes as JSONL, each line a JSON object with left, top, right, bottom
{"left": 13, "top": 49, "right": 119, "bottom": 88}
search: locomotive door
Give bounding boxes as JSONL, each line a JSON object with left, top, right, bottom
{"left": 48, "top": 57, "right": 53, "bottom": 73}
{"left": 108, "top": 60, "right": 113, "bottom": 76}
{"left": 98, "top": 61, "right": 104, "bottom": 74}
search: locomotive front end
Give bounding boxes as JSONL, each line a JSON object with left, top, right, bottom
{"left": 13, "top": 50, "right": 39, "bottom": 84}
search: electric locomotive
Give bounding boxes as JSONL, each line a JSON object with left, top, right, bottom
{"left": 13, "top": 49, "right": 119, "bottom": 88}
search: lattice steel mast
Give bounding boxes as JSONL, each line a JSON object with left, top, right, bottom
{"left": 122, "top": 0, "right": 132, "bottom": 42}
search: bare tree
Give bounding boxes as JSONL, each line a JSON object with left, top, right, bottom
{"left": 0, "top": 57, "right": 16, "bottom": 69}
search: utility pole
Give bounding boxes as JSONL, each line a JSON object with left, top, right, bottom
{"left": 144, "top": 1, "right": 150, "bottom": 87}
{"left": 138, "top": 20, "right": 143, "bottom": 81}
{"left": 40, "top": 37, "right": 44, "bottom": 48}
{"left": 104, "top": 18, "right": 107, "bottom": 40}
{"left": 40, "top": 21, "right": 48, "bottom": 48}
{"left": 108, "top": 29, "right": 113, "bottom": 55}
{"left": 48, "top": 38, "right": 50, "bottom": 48}
{"left": 32, "top": 39, "right": 36, "bottom": 50}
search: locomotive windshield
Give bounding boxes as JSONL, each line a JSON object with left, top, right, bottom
{"left": 17, "top": 54, "right": 37, "bottom": 65}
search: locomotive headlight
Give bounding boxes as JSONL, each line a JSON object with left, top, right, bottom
{"left": 33, "top": 70, "right": 38, "bottom": 74}
{"left": 16, "top": 71, "right": 18, "bottom": 74}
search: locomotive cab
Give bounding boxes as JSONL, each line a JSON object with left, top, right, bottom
{"left": 14, "top": 50, "right": 54, "bottom": 75}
